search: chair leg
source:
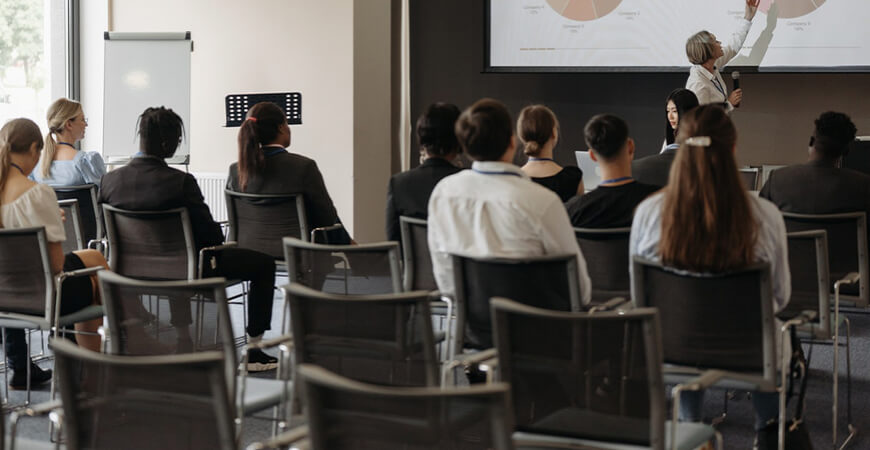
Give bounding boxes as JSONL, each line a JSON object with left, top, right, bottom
{"left": 838, "top": 317, "right": 857, "bottom": 450}
{"left": 2, "top": 328, "right": 8, "bottom": 405}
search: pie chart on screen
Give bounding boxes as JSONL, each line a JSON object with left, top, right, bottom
{"left": 759, "top": 0, "right": 826, "bottom": 19}
{"left": 546, "top": 0, "right": 623, "bottom": 21}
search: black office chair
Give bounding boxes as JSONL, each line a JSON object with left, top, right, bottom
{"left": 283, "top": 237, "right": 402, "bottom": 295}
{"left": 53, "top": 184, "right": 102, "bottom": 249}
{"left": 58, "top": 199, "right": 84, "bottom": 253}
{"left": 492, "top": 297, "right": 720, "bottom": 450}
{"left": 248, "top": 364, "right": 516, "bottom": 450}
{"left": 225, "top": 190, "right": 308, "bottom": 263}
{"left": 399, "top": 216, "right": 437, "bottom": 292}
{"left": 574, "top": 226, "right": 631, "bottom": 303}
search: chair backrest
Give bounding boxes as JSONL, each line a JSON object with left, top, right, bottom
{"left": 283, "top": 282, "right": 438, "bottom": 387}
{"left": 782, "top": 211, "right": 868, "bottom": 307}
{"left": 781, "top": 230, "right": 830, "bottom": 336}
{"left": 298, "top": 364, "right": 515, "bottom": 450}
{"left": 52, "top": 339, "right": 236, "bottom": 450}
{"left": 574, "top": 227, "right": 631, "bottom": 303}
{"left": 492, "top": 297, "right": 665, "bottom": 449}
{"left": 102, "top": 204, "right": 196, "bottom": 280}
{"left": 632, "top": 257, "right": 776, "bottom": 381}
{"left": 451, "top": 253, "right": 581, "bottom": 352}
{"left": 58, "top": 199, "right": 85, "bottom": 253}
{"left": 399, "top": 216, "right": 437, "bottom": 292}
{"left": 739, "top": 167, "right": 760, "bottom": 190}
{"left": 98, "top": 270, "right": 236, "bottom": 394}
{"left": 225, "top": 190, "right": 308, "bottom": 260}
{"left": 0, "top": 227, "right": 53, "bottom": 319}
{"left": 283, "top": 237, "right": 402, "bottom": 294}
{"left": 54, "top": 184, "right": 101, "bottom": 244}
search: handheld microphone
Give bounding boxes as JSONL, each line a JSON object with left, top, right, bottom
{"left": 731, "top": 71, "right": 741, "bottom": 90}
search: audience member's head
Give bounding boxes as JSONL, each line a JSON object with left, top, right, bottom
{"left": 685, "top": 30, "right": 719, "bottom": 65}
{"left": 137, "top": 106, "right": 184, "bottom": 159}
{"left": 810, "top": 111, "right": 857, "bottom": 161}
{"left": 664, "top": 89, "right": 700, "bottom": 145}
{"left": 455, "top": 98, "right": 514, "bottom": 162}
{"left": 516, "top": 105, "right": 558, "bottom": 157}
{"left": 416, "top": 103, "right": 461, "bottom": 160}
{"left": 584, "top": 114, "right": 633, "bottom": 163}
{"left": 237, "top": 101, "right": 289, "bottom": 191}
{"left": 0, "top": 118, "right": 44, "bottom": 218}
{"left": 42, "top": 98, "right": 85, "bottom": 178}
{"left": 660, "top": 104, "right": 756, "bottom": 273}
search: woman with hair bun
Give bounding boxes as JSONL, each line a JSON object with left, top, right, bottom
{"left": 517, "top": 105, "right": 583, "bottom": 202}
{"left": 32, "top": 98, "right": 105, "bottom": 186}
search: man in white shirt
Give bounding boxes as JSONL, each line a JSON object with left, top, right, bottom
{"left": 427, "top": 98, "right": 591, "bottom": 305}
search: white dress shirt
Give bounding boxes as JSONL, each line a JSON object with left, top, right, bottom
{"left": 427, "top": 160, "right": 592, "bottom": 304}
{"left": 685, "top": 18, "right": 752, "bottom": 114}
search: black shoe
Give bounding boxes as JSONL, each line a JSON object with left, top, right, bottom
{"left": 245, "top": 349, "right": 278, "bottom": 372}
{"left": 9, "top": 362, "right": 52, "bottom": 391}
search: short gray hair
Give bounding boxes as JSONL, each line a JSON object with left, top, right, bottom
{"left": 686, "top": 31, "right": 716, "bottom": 65}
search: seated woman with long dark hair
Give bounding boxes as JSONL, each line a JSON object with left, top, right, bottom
{"left": 0, "top": 118, "right": 108, "bottom": 389}
{"left": 227, "top": 102, "right": 350, "bottom": 243}
{"left": 629, "top": 104, "right": 789, "bottom": 446}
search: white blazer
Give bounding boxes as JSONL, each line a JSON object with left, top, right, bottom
{"left": 685, "top": 18, "right": 752, "bottom": 114}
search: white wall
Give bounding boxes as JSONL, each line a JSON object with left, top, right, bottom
{"left": 81, "top": 0, "right": 395, "bottom": 241}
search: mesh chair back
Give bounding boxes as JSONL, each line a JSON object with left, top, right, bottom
{"left": 225, "top": 190, "right": 308, "bottom": 260}
{"left": 0, "top": 227, "right": 52, "bottom": 318}
{"left": 52, "top": 339, "right": 236, "bottom": 450}
{"left": 574, "top": 227, "right": 631, "bottom": 303}
{"left": 59, "top": 199, "right": 85, "bottom": 253}
{"left": 492, "top": 298, "right": 665, "bottom": 448}
{"left": 299, "top": 364, "right": 515, "bottom": 450}
{"left": 739, "top": 168, "right": 760, "bottom": 190}
{"left": 103, "top": 205, "right": 196, "bottom": 280}
{"left": 98, "top": 271, "right": 236, "bottom": 391}
{"left": 781, "top": 231, "right": 829, "bottom": 333}
{"left": 283, "top": 237, "right": 402, "bottom": 294}
{"left": 284, "top": 283, "right": 438, "bottom": 387}
{"left": 399, "top": 216, "right": 436, "bottom": 292}
{"left": 782, "top": 212, "right": 868, "bottom": 306}
{"left": 452, "top": 254, "right": 581, "bottom": 351}
{"left": 54, "top": 184, "right": 101, "bottom": 244}
{"left": 632, "top": 257, "right": 775, "bottom": 378}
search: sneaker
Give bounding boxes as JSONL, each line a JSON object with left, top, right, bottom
{"left": 9, "top": 362, "right": 52, "bottom": 390}
{"left": 245, "top": 349, "right": 278, "bottom": 372}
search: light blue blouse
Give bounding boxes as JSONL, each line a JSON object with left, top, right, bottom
{"left": 30, "top": 151, "right": 106, "bottom": 187}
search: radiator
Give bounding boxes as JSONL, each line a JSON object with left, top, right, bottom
{"left": 193, "top": 172, "right": 228, "bottom": 222}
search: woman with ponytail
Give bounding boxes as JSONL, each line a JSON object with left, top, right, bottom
{"left": 517, "top": 105, "right": 584, "bottom": 202}
{"left": 629, "top": 104, "right": 790, "bottom": 445}
{"left": 0, "top": 118, "right": 109, "bottom": 389}
{"left": 32, "top": 98, "right": 105, "bottom": 186}
{"left": 228, "top": 102, "right": 350, "bottom": 243}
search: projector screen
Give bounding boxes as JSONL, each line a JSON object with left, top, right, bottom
{"left": 488, "top": 0, "right": 870, "bottom": 72}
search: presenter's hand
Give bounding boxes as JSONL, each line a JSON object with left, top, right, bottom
{"left": 729, "top": 89, "right": 743, "bottom": 108}
{"left": 744, "top": 0, "right": 760, "bottom": 21}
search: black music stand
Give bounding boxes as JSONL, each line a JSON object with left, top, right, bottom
{"left": 225, "top": 92, "right": 302, "bottom": 127}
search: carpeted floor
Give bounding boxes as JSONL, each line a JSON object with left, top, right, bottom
{"left": 5, "top": 278, "right": 870, "bottom": 449}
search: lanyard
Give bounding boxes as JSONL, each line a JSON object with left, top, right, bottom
{"left": 472, "top": 169, "right": 522, "bottom": 177}
{"left": 9, "top": 163, "right": 26, "bottom": 175}
{"left": 57, "top": 141, "right": 76, "bottom": 148}
{"left": 710, "top": 75, "right": 727, "bottom": 99}
{"left": 263, "top": 146, "right": 285, "bottom": 157}
{"left": 528, "top": 157, "right": 554, "bottom": 162}
{"left": 600, "top": 176, "right": 633, "bottom": 185}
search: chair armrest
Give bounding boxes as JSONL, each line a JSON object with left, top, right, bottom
{"left": 243, "top": 334, "right": 294, "bottom": 352}
{"left": 588, "top": 297, "right": 629, "bottom": 314}
{"left": 55, "top": 266, "right": 103, "bottom": 283}
{"left": 87, "top": 238, "right": 107, "bottom": 253}
{"left": 442, "top": 348, "right": 498, "bottom": 385}
{"left": 8, "top": 400, "right": 64, "bottom": 450}
{"left": 247, "top": 425, "right": 309, "bottom": 450}
{"left": 310, "top": 224, "right": 344, "bottom": 243}
{"left": 198, "top": 242, "right": 239, "bottom": 276}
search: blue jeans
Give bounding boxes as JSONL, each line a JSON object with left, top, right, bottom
{"left": 679, "top": 389, "right": 779, "bottom": 430}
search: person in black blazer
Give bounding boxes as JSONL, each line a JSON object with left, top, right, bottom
{"left": 760, "top": 111, "right": 870, "bottom": 231}
{"left": 227, "top": 101, "right": 350, "bottom": 243}
{"left": 100, "top": 107, "right": 278, "bottom": 371}
{"left": 385, "top": 103, "right": 463, "bottom": 242}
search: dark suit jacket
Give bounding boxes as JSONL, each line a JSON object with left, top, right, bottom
{"left": 759, "top": 161, "right": 870, "bottom": 219}
{"left": 100, "top": 156, "right": 224, "bottom": 251}
{"left": 227, "top": 150, "right": 340, "bottom": 231}
{"left": 385, "top": 157, "right": 463, "bottom": 242}
{"left": 631, "top": 149, "right": 676, "bottom": 188}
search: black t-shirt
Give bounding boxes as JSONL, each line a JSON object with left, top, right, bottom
{"left": 532, "top": 166, "right": 584, "bottom": 202}
{"left": 566, "top": 181, "right": 660, "bottom": 228}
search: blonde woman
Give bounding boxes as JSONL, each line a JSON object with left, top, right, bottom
{"left": 684, "top": 0, "right": 760, "bottom": 113}
{"left": 31, "top": 98, "right": 105, "bottom": 186}
{"left": 0, "top": 118, "right": 108, "bottom": 389}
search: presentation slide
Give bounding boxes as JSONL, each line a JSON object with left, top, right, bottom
{"left": 489, "top": 0, "right": 870, "bottom": 71}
